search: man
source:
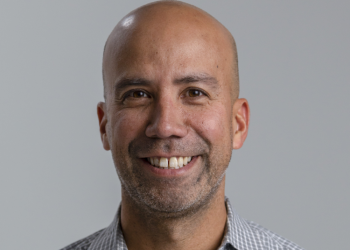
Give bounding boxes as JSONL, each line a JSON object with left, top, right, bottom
{"left": 61, "top": 1, "right": 303, "bottom": 249}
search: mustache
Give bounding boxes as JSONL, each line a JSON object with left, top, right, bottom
{"left": 128, "top": 136, "right": 210, "bottom": 157}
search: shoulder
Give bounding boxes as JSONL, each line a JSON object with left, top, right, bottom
{"left": 245, "top": 220, "right": 304, "bottom": 250}
{"left": 224, "top": 198, "right": 304, "bottom": 250}
{"left": 59, "top": 229, "right": 105, "bottom": 250}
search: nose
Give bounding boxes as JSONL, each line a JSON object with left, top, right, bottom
{"left": 145, "top": 96, "right": 188, "bottom": 139}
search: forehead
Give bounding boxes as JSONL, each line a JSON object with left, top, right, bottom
{"left": 119, "top": 37, "right": 219, "bottom": 77}
{"left": 103, "top": 6, "right": 234, "bottom": 92}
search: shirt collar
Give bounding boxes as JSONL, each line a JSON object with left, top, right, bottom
{"left": 88, "top": 205, "right": 127, "bottom": 250}
{"left": 89, "top": 197, "right": 263, "bottom": 250}
{"left": 221, "top": 197, "right": 265, "bottom": 250}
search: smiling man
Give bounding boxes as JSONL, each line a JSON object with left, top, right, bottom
{"left": 61, "top": 1, "right": 303, "bottom": 250}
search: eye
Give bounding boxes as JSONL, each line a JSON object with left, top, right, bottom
{"left": 185, "top": 88, "right": 207, "bottom": 98}
{"left": 132, "top": 90, "right": 149, "bottom": 98}
{"left": 124, "top": 90, "right": 150, "bottom": 99}
{"left": 188, "top": 89, "right": 201, "bottom": 97}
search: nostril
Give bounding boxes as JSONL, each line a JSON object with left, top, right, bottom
{"left": 145, "top": 101, "right": 188, "bottom": 138}
{"left": 145, "top": 119, "right": 187, "bottom": 139}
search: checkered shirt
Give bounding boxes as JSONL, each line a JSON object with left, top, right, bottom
{"left": 60, "top": 198, "right": 304, "bottom": 250}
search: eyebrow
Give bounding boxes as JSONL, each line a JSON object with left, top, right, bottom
{"left": 174, "top": 73, "right": 218, "bottom": 87}
{"left": 114, "top": 73, "right": 218, "bottom": 93}
{"left": 114, "top": 77, "right": 152, "bottom": 93}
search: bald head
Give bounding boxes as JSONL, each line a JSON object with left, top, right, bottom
{"left": 102, "top": 0, "right": 239, "bottom": 101}
{"left": 97, "top": 1, "right": 250, "bottom": 223}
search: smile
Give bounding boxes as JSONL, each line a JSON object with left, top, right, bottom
{"left": 147, "top": 156, "right": 193, "bottom": 169}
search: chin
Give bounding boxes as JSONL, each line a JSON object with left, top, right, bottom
{"left": 123, "top": 176, "right": 224, "bottom": 218}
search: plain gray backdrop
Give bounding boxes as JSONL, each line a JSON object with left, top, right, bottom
{"left": 1, "top": 1, "right": 349, "bottom": 249}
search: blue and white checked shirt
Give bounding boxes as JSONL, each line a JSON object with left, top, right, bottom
{"left": 60, "top": 198, "right": 304, "bottom": 250}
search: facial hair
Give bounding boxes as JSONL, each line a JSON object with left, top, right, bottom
{"left": 111, "top": 135, "right": 230, "bottom": 218}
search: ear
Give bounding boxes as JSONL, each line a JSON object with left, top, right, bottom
{"left": 232, "top": 98, "right": 250, "bottom": 149}
{"left": 97, "top": 102, "right": 110, "bottom": 151}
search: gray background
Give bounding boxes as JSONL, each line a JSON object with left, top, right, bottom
{"left": 1, "top": 0, "right": 349, "bottom": 249}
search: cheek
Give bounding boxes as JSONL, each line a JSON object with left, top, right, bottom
{"left": 188, "top": 104, "right": 233, "bottom": 178}
{"left": 109, "top": 109, "right": 148, "bottom": 151}
{"left": 189, "top": 104, "right": 232, "bottom": 149}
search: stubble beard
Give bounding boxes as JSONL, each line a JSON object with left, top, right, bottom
{"left": 112, "top": 137, "right": 231, "bottom": 219}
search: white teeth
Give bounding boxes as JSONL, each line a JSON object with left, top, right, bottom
{"left": 154, "top": 157, "right": 160, "bottom": 167}
{"left": 183, "top": 157, "right": 188, "bottom": 165}
{"left": 159, "top": 157, "right": 168, "bottom": 168}
{"left": 169, "top": 157, "right": 177, "bottom": 169}
{"left": 178, "top": 157, "right": 183, "bottom": 168}
{"left": 147, "top": 156, "right": 193, "bottom": 169}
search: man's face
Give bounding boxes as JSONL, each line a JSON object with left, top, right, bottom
{"left": 100, "top": 14, "right": 239, "bottom": 215}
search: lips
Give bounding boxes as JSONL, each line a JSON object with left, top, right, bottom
{"left": 147, "top": 156, "right": 193, "bottom": 169}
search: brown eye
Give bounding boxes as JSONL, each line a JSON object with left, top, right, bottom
{"left": 188, "top": 89, "right": 203, "bottom": 97}
{"left": 132, "top": 91, "right": 149, "bottom": 98}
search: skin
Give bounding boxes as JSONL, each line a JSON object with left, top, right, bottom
{"left": 97, "top": 1, "right": 250, "bottom": 250}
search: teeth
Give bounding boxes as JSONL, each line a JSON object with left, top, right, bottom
{"left": 169, "top": 157, "right": 177, "bottom": 169}
{"left": 159, "top": 157, "right": 168, "bottom": 168}
{"left": 147, "top": 156, "right": 193, "bottom": 169}
{"left": 154, "top": 157, "right": 160, "bottom": 167}
{"left": 183, "top": 157, "right": 188, "bottom": 165}
{"left": 178, "top": 157, "right": 183, "bottom": 168}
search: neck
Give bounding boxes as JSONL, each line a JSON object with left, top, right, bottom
{"left": 120, "top": 182, "right": 227, "bottom": 250}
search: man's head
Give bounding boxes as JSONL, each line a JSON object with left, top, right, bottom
{"left": 102, "top": 0, "right": 239, "bottom": 101}
{"left": 97, "top": 0, "right": 249, "bottom": 217}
